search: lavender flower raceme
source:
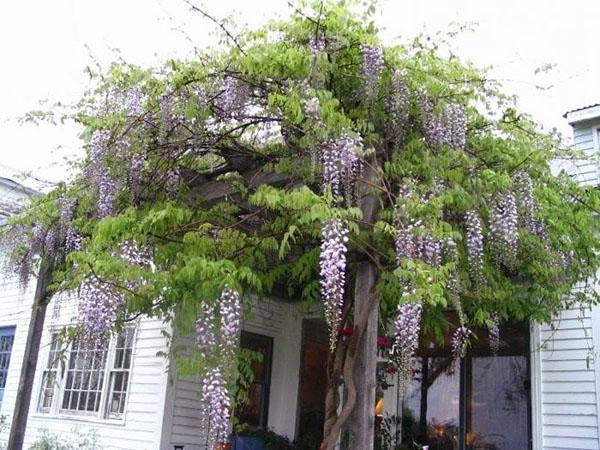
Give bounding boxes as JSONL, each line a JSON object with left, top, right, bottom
{"left": 97, "top": 171, "right": 118, "bottom": 218}
{"left": 452, "top": 326, "right": 472, "bottom": 360}
{"left": 393, "top": 300, "right": 423, "bottom": 380}
{"left": 360, "top": 44, "right": 384, "bottom": 100}
{"left": 465, "top": 210, "right": 484, "bottom": 286}
{"left": 218, "top": 76, "right": 249, "bottom": 119}
{"left": 385, "top": 70, "right": 410, "bottom": 143}
{"left": 217, "top": 288, "right": 241, "bottom": 357}
{"left": 394, "top": 185, "right": 416, "bottom": 262}
{"left": 78, "top": 276, "right": 125, "bottom": 346}
{"left": 319, "top": 133, "right": 363, "bottom": 203}
{"left": 416, "top": 234, "right": 441, "bottom": 267}
{"left": 444, "top": 237, "right": 460, "bottom": 295}
{"left": 165, "top": 167, "right": 180, "bottom": 199}
{"left": 489, "top": 192, "right": 519, "bottom": 267}
{"left": 513, "top": 171, "right": 536, "bottom": 233}
{"left": 320, "top": 219, "right": 349, "bottom": 351}
{"left": 489, "top": 313, "right": 500, "bottom": 355}
{"left": 200, "top": 367, "right": 231, "bottom": 446}
{"left": 196, "top": 302, "right": 218, "bottom": 355}
{"left": 420, "top": 94, "right": 467, "bottom": 150}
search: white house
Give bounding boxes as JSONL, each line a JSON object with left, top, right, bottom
{"left": 0, "top": 104, "right": 598, "bottom": 450}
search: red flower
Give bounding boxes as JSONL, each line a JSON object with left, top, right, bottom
{"left": 377, "top": 336, "right": 391, "bottom": 347}
{"left": 341, "top": 326, "right": 354, "bottom": 337}
{"left": 387, "top": 365, "right": 398, "bottom": 374}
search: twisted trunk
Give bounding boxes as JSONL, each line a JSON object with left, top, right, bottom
{"left": 321, "top": 162, "right": 381, "bottom": 450}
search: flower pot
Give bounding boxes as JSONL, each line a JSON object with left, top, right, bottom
{"left": 214, "top": 442, "right": 232, "bottom": 450}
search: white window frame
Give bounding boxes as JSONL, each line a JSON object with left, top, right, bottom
{"left": 36, "top": 324, "right": 137, "bottom": 423}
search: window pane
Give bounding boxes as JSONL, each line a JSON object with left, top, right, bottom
{"left": 469, "top": 356, "right": 529, "bottom": 450}
{"left": 236, "top": 331, "right": 273, "bottom": 429}
{"left": 401, "top": 357, "right": 460, "bottom": 450}
{"left": 61, "top": 340, "right": 108, "bottom": 413}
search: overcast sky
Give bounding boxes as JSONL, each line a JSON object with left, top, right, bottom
{"left": 0, "top": 0, "right": 598, "bottom": 183}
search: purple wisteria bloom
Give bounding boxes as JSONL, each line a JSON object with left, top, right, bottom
{"left": 465, "top": 210, "right": 484, "bottom": 286}
{"left": 451, "top": 326, "right": 472, "bottom": 360}
{"left": 319, "top": 218, "right": 349, "bottom": 351}
{"left": 200, "top": 367, "right": 231, "bottom": 445}
{"left": 393, "top": 300, "right": 423, "bottom": 380}
{"left": 489, "top": 192, "right": 519, "bottom": 267}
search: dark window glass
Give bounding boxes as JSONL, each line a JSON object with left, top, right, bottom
{"left": 399, "top": 320, "right": 531, "bottom": 450}
{"left": 0, "top": 326, "right": 15, "bottom": 406}
{"left": 236, "top": 331, "right": 273, "bottom": 428}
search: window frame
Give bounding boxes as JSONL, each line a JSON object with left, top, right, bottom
{"left": 0, "top": 326, "right": 16, "bottom": 407}
{"left": 236, "top": 330, "right": 274, "bottom": 429}
{"left": 36, "top": 325, "right": 137, "bottom": 422}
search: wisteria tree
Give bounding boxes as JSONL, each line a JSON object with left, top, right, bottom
{"left": 2, "top": 1, "right": 600, "bottom": 449}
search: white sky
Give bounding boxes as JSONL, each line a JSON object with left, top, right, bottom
{"left": 0, "top": 0, "right": 598, "bottom": 183}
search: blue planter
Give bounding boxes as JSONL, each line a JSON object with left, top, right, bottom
{"left": 232, "top": 436, "right": 265, "bottom": 450}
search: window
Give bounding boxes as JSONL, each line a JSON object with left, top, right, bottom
{"left": 106, "top": 326, "right": 135, "bottom": 417}
{"left": 61, "top": 338, "right": 108, "bottom": 414}
{"left": 0, "top": 326, "right": 15, "bottom": 406}
{"left": 38, "top": 326, "right": 136, "bottom": 419}
{"left": 235, "top": 331, "right": 273, "bottom": 428}
{"left": 38, "top": 333, "right": 60, "bottom": 412}
{"left": 398, "top": 320, "right": 531, "bottom": 450}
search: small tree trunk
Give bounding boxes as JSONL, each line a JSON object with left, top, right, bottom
{"left": 345, "top": 262, "right": 379, "bottom": 449}
{"left": 7, "top": 259, "right": 53, "bottom": 450}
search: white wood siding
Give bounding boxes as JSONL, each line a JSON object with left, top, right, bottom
{"left": 571, "top": 124, "right": 599, "bottom": 186}
{"left": 166, "top": 299, "right": 314, "bottom": 450}
{"left": 538, "top": 307, "right": 600, "bottom": 450}
{"left": 0, "top": 276, "right": 171, "bottom": 450}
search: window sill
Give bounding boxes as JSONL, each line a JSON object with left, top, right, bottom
{"left": 31, "top": 412, "right": 126, "bottom": 427}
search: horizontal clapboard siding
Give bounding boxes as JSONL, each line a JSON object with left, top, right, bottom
{"left": 167, "top": 299, "right": 312, "bottom": 450}
{"left": 571, "top": 124, "right": 599, "bottom": 186}
{"left": 0, "top": 273, "right": 170, "bottom": 450}
{"left": 540, "top": 306, "right": 600, "bottom": 450}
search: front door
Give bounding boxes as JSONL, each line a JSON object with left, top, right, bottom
{"left": 297, "top": 319, "right": 329, "bottom": 448}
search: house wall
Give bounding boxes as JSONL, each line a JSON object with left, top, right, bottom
{"left": 165, "top": 299, "right": 315, "bottom": 450}
{"left": 0, "top": 278, "right": 171, "bottom": 450}
{"left": 535, "top": 306, "right": 600, "bottom": 450}
{"left": 569, "top": 120, "right": 599, "bottom": 186}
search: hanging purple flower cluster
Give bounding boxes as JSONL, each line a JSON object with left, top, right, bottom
{"left": 195, "top": 302, "right": 218, "bottom": 355}
{"left": 165, "top": 167, "right": 180, "bottom": 200}
{"left": 200, "top": 367, "right": 231, "bottom": 445}
{"left": 420, "top": 95, "right": 467, "bottom": 150}
{"left": 319, "top": 132, "right": 363, "bottom": 203}
{"left": 465, "top": 210, "right": 484, "bottom": 286}
{"left": 309, "top": 37, "right": 326, "bottom": 53}
{"left": 385, "top": 70, "right": 410, "bottom": 143}
{"left": 87, "top": 129, "right": 121, "bottom": 218}
{"left": 217, "top": 288, "right": 242, "bottom": 357}
{"left": 217, "top": 76, "right": 250, "bottom": 119}
{"left": 393, "top": 299, "right": 423, "bottom": 380}
{"left": 360, "top": 44, "right": 384, "bottom": 99}
{"left": 451, "top": 326, "right": 472, "bottom": 360}
{"left": 78, "top": 275, "right": 125, "bottom": 345}
{"left": 489, "top": 192, "right": 518, "bottom": 267}
{"left": 443, "top": 237, "right": 460, "bottom": 295}
{"left": 128, "top": 151, "right": 146, "bottom": 201}
{"left": 394, "top": 185, "right": 417, "bottom": 262}
{"left": 195, "top": 288, "right": 242, "bottom": 355}
{"left": 319, "top": 219, "right": 349, "bottom": 351}
{"left": 415, "top": 235, "right": 442, "bottom": 267}
{"left": 78, "top": 241, "right": 151, "bottom": 345}
{"left": 489, "top": 313, "right": 500, "bottom": 355}
{"left": 513, "top": 171, "right": 536, "bottom": 233}
{"left": 194, "top": 289, "right": 241, "bottom": 444}
{"left": 61, "top": 197, "right": 82, "bottom": 253}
